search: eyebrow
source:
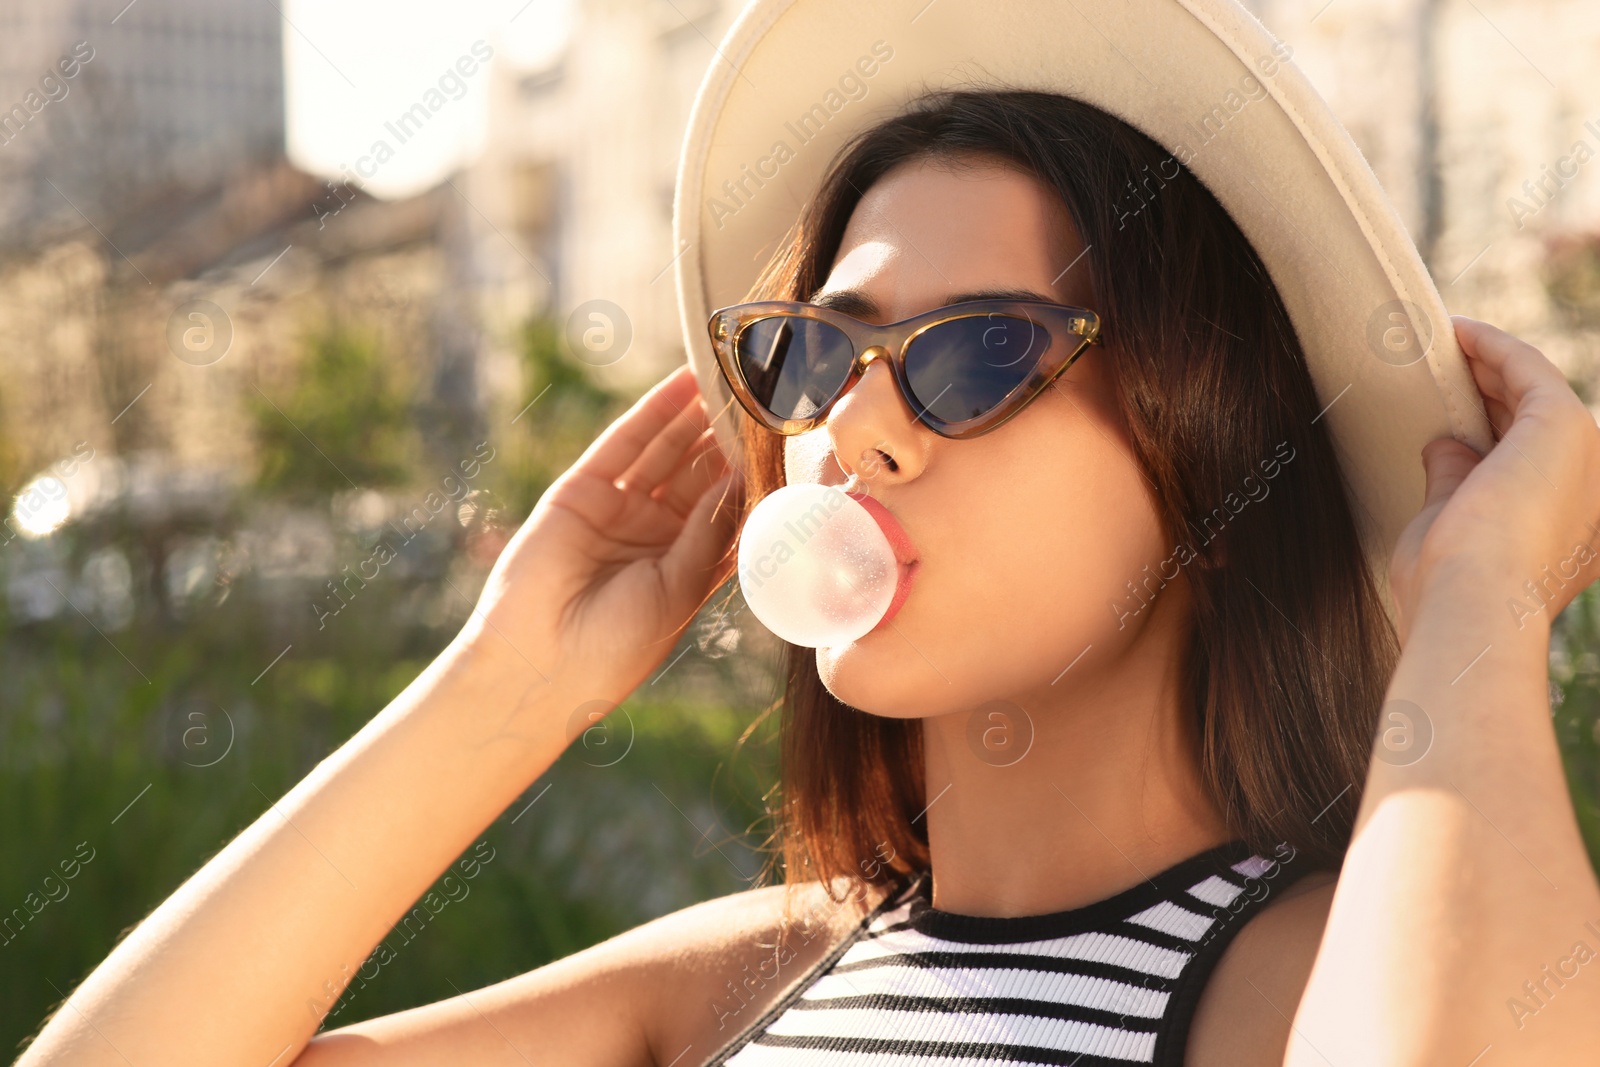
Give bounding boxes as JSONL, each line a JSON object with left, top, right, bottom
{"left": 806, "top": 286, "right": 1058, "bottom": 318}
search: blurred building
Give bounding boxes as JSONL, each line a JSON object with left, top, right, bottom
{"left": 457, "top": 0, "right": 730, "bottom": 398}
{"left": 0, "top": 0, "right": 490, "bottom": 500}
{"left": 456, "top": 0, "right": 1600, "bottom": 404}
{"left": 4, "top": 0, "right": 1600, "bottom": 499}
{"left": 1250, "top": 0, "right": 1600, "bottom": 385}
{"left": 0, "top": 0, "right": 284, "bottom": 243}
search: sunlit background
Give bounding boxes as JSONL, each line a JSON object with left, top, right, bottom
{"left": 2, "top": 0, "right": 1600, "bottom": 1053}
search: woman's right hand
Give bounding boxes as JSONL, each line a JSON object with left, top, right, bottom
{"left": 458, "top": 363, "right": 744, "bottom": 709}
{"left": 16, "top": 364, "right": 742, "bottom": 1067}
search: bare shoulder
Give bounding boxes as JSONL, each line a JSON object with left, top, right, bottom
{"left": 294, "top": 875, "right": 890, "bottom": 1067}
{"left": 638, "top": 874, "right": 893, "bottom": 1065}
{"left": 1185, "top": 868, "right": 1338, "bottom": 1066}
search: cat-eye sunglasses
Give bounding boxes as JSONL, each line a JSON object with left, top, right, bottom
{"left": 707, "top": 298, "right": 1102, "bottom": 439}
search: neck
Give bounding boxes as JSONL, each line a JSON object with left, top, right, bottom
{"left": 918, "top": 583, "right": 1230, "bottom": 917}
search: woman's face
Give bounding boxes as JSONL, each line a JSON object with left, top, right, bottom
{"left": 786, "top": 153, "right": 1184, "bottom": 718}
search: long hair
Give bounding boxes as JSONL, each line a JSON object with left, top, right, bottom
{"left": 729, "top": 89, "right": 1396, "bottom": 899}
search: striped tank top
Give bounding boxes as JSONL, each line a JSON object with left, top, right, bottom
{"left": 705, "top": 840, "right": 1307, "bottom": 1066}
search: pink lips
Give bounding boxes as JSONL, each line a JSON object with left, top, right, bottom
{"left": 844, "top": 489, "right": 920, "bottom": 632}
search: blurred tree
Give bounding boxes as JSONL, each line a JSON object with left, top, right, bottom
{"left": 1555, "top": 585, "right": 1600, "bottom": 864}
{"left": 486, "top": 315, "right": 623, "bottom": 520}
{"left": 0, "top": 379, "right": 23, "bottom": 491}
{"left": 252, "top": 322, "right": 420, "bottom": 498}
{"left": 1544, "top": 234, "right": 1600, "bottom": 335}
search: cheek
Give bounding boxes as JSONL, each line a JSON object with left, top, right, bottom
{"left": 940, "top": 436, "right": 1169, "bottom": 668}
{"left": 817, "top": 408, "right": 1172, "bottom": 716}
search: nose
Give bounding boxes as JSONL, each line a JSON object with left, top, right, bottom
{"left": 825, "top": 347, "right": 929, "bottom": 484}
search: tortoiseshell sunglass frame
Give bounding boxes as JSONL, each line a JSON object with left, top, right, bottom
{"left": 706, "top": 298, "right": 1103, "bottom": 440}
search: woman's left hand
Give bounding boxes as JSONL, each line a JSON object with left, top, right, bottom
{"left": 1387, "top": 315, "right": 1600, "bottom": 644}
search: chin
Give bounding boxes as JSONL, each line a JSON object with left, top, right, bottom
{"left": 814, "top": 632, "right": 963, "bottom": 720}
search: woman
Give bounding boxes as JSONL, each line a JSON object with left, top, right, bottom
{"left": 21, "top": 91, "right": 1600, "bottom": 1067}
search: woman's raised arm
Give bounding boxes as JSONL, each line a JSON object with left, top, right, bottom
{"left": 17, "top": 365, "right": 742, "bottom": 1067}
{"left": 1290, "top": 317, "right": 1600, "bottom": 1064}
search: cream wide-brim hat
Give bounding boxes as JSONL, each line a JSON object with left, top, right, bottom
{"left": 671, "top": 0, "right": 1494, "bottom": 618}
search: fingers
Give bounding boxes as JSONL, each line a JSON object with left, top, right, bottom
{"left": 1483, "top": 395, "right": 1515, "bottom": 439}
{"left": 574, "top": 364, "right": 702, "bottom": 483}
{"left": 652, "top": 427, "right": 732, "bottom": 518}
{"left": 1451, "top": 316, "right": 1565, "bottom": 415}
{"left": 658, "top": 471, "right": 744, "bottom": 609}
{"left": 1452, "top": 315, "right": 1597, "bottom": 479}
{"left": 615, "top": 393, "right": 711, "bottom": 496}
{"left": 1419, "top": 437, "right": 1481, "bottom": 511}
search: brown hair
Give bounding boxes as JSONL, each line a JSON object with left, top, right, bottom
{"left": 730, "top": 88, "right": 1397, "bottom": 899}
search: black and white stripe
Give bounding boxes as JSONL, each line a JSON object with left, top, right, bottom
{"left": 707, "top": 842, "right": 1304, "bottom": 1067}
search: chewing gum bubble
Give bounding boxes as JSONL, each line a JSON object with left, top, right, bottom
{"left": 737, "top": 483, "right": 897, "bottom": 648}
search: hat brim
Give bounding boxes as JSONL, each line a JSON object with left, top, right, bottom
{"left": 672, "top": 0, "right": 1494, "bottom": 618}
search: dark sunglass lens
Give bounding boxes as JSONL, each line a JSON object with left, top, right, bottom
{"left": 904, "top": 314, "right": 1053, "bottom": 424}
{"left": 736, "top": 316, "right": 855, "bottom": 422}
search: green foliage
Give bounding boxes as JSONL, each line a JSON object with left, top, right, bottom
{"left": 483, "top": 316, "right": 624, "bottom": 519}
{"left": 0, "top": 380, "right": 22, "bottom": 491}
{"left": 1544, "top": 236, "right": 1600, "bottom": 332}
{"left": 0, "top": 571, "right": 778, "bottom": 1054}
{"left": 252, "top": 323, "right": 420, "bottom": 497}
{"left": 0, "top": 308, "right": 786, "bottom": 1054}
{"left": 1554, "top": 584, "right": 1600, "bottom": 861}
